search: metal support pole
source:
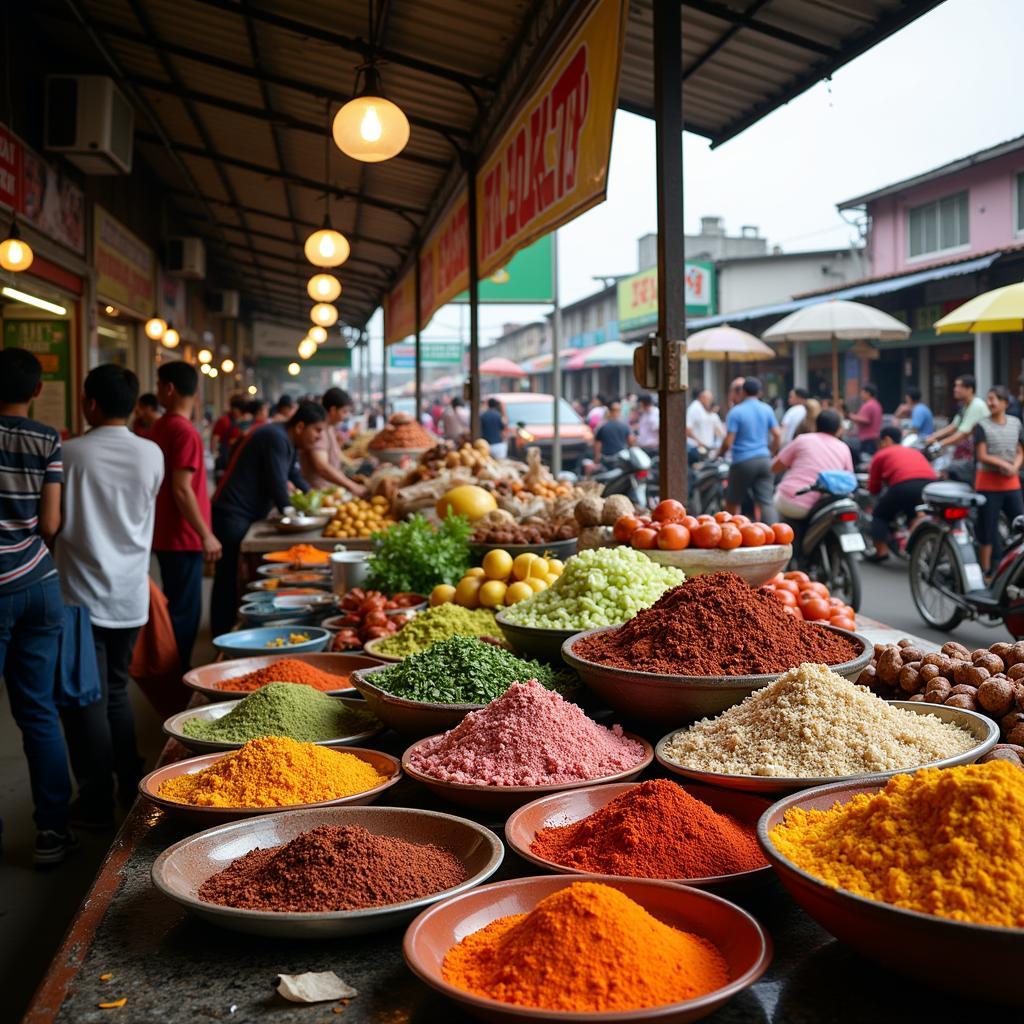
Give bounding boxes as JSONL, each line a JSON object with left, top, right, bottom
{"left": 414, "top": 254, "right": 423, "bottom": 421}
{"left": 654, "top": 0, "right": 687, "bottom": 502}
{"left": 551, "top": 231, "right": 563, "bottom": 475}
{"left": 467, "top": 168, "right": 482, "bottom": 440}
{"left": 381, "top": 320, "right": 388, "bottom": 416}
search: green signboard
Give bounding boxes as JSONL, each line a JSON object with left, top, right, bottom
{"left": 452, "top": 234, "right": 553, "bottom": 303}
{"left": 258, "top": 349, "right": 353, "bottom": 369}
{"left": 389, "top": 341, "right": 463, "bottom": 368}
{"left": 3, "top": 319, "right": 72, "bottom": 432}
{"left": 616, "top": 261, "right": 716, "bottom": 333}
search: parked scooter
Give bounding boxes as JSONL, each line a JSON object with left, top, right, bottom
{"left": 586, "top": 447, "right": 652, "bottom": 507}
{"left": 646, "top": 455, "right": 728, "bottom": 514}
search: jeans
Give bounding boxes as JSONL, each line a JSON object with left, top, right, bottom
{"left": 60, "top": 625, "right": 142, "bottom": 815}
{"left": 0, "top": 575, "right": 70, "bottom": 831}
{"left": 156, "top": 550, "right": 203, "bottom": 671}
{"left": 977, "top": 488, "right": 1024, "bottom": 549}
{"left": 210, "top": 509, "right": 253, "bottom": 639}
{"left": 870, "top": 479, "right": 931, "bottom": 542}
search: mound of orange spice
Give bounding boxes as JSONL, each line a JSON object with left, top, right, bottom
{"left": 442, "top": 881, "right": 728, "bottom": 1012}
{"left": 217, "top": 658, "right": 349, "bottom": 693}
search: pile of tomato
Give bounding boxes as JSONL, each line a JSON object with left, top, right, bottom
{"left": 760, "top": 571, "right": 856, "bottom": 630}
{"left": 613, "top": 499, "right": 796, "bottom": 551}
{"left": 329, "top": 589, "right": 419, "bottom": 651}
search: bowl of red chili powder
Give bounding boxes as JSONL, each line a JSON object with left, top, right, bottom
{"left": 562, "top": 573, "right": 871, "bottom": 722}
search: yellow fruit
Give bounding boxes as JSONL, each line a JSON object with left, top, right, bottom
{"left": 454, "top": 576, "right": 482, "bottom": 608}
{"left": 544, "top": 572, "right": 561, "bottom": 586}
{"left": 504, "top": 581, "right": 535, "bottom": 605}
{"left": 435, "top": 484, "right": 498, "bottom": 522}
{"left": 430, "top": 584, "right": 456, "bottom": 606}
{"left": 546, "top": 559, "right": 564, "bottom": 575}
{"left": 482, "top": 549, "right": 513, "bottom": 580}
{"left": 465, "top": 567, "right": 486, "bottom": 578}
{"left": 527, "top": 558, "right": 549, "bottom": 579}
{"left": 512, "top": 552, "right": 538, "bottom": 581}
{"left": 478, "top": 580, "right": 508, "bottom": 608}
{"left": 525, "top": 577, "right": 548, "bottom": 592}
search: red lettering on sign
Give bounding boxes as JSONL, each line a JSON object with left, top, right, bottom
{"left": 504, "top": 131, "right": 526, "bottom": 244}
{"left": 550, "top": 46, "right": 590, "bottom": 202}
{"left": 482, "top": 164, "right": 503, "bottom": 256}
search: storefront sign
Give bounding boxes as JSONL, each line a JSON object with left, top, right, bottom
{"left": 452, "top": 234, "right": 554, "bottom": 304}
{"left": 419, "top": 196, "right": 469, "bottom": 331}
{"left": 388, "top": 341, "right": 464, "bottom": 369}
{"left": 94, "top": 205, "right": 155, "bottom": 318}
{"left": 476, "top": 0, "right": 626, "bottom": 280}
{"left": 258, "top": 351, "right": 352, "bottom": 369}
{"left": 616, "top": 261, "right": 717, "bottom": 333}
{"left": 383, "top": 270, "right": 416, "bottom": 345}
{"left": 3, "top": 319, "right": 72, "bottom": 432}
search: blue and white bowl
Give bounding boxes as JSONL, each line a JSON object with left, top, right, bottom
{"left": 212, "top": 626, "right": 332, "bottom": 658}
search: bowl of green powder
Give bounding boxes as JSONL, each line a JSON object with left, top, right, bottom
{"left": 350, "top": 636, "right": 578, "bottom": 737}
{"left": 363, "top": 604, "right": 501, "bottom": 662}
{"left": 164, "top": 683, "right": 384, "bottom": 753}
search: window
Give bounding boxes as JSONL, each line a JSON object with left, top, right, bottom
{"left": 907, "top": 191, "right": 968, "bottom": 258}
{"left": 1016, "top": 172, "right": 1024, "bottom": 234}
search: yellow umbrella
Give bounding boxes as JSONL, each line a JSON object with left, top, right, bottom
{"left": 934, "top": 281, "right": 1024, "bottom": 334}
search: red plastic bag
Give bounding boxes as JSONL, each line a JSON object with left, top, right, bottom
{"left": 131, "top": 578, "right": 190, "bottom": 717}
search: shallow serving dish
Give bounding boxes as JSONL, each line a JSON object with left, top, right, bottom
{"left": 238, "top": 603, "right": 314, "bottom": 627}
{"left": 505, "top": 782, "right": 772, "bottom": 893}
{"left": 212, "top": 626, "right": 332, "bottom": 658}
{"left": 642, "top": 544, "right": 792, "bottom": 588}
{"left": 256, "top": 563, "right": 329, "bottom": 579}
{"left": 495, "top": 608, "right": 608, "bottom": 665}
{"left": 401, "top": 734, "right": 654, "bottom": 813}
{"left": 362, "top": 635, "right": 407, "bottom": 663}
{"left": 182, "top": 652, "right": 380, "bottom": 701}
{"left": 139, "top": 746, "right": 400, "bottom": 825}
{"left": 274, "top": 514, "right": 332, "bottom": 533}
{"left": 655, "top": 700, "right": 999, "bottom": 794}
{"left": 759, "top": 778, "right": 1024, "bottom": 1003}
{"left": 561, "top": 624, "right": 873, "bottom": 723}
{"left": 469, "top": 537, "right": 578, "bottom": 561}
{"left": 403, "top": 874, "right": 771, "bottom": 1023}
{"left": 162, "top": 696, "right": 383, "bottom": 754}
{"left": 152, "top": 806, "right": 504, "bottom": 939}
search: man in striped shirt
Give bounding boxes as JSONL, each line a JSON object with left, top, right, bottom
{"left": 0, "top": 347, "right": 72, "bottom": 864}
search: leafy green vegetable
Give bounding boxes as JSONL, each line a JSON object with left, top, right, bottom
{"left": 290, "top": 490, "right": 324, "bottom": 514}
{"left": 365, "top": 513, "right": 471, "bottom": 595}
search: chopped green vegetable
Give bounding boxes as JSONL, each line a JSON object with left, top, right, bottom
{"left": 366, "top": 513, "right": 471, "bottom": 595}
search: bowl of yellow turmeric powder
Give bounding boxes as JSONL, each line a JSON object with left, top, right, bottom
{"left": 759, "top": 760, "right": 1024, "bottom": 1004}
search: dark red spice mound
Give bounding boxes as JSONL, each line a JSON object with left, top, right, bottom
{"left": 198, "top": 824, "right": 467, "bottom": 912}
{"left": 530, "top": 779, "right": 766, "bottom": 878}
{"left": 573, "top": 571, "right": 859, "bottom": 676}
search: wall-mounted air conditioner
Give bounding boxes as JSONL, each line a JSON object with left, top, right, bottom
{"left": 208, "top": 289, "right": 239, "bottom": 318}
{"left": 45, "top": 76, "right": 133, "bottom": 175}
{"left": 166, "top": 237, "right": 206, "bottom": 280}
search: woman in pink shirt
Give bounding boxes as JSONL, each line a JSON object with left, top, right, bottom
{"left": 772, "top": 409, "right": 853, "bottom": 520}
{"left": 851, "top": 383, "right": 882, "bottom": 457}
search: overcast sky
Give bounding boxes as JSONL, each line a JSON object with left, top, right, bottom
{"left": 363, "top": 0, "right": 1022, "bottom": 372}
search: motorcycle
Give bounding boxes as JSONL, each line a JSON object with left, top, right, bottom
{"left": 645, "top": 453, "right": 728, "bottom": 514}
{"left": 585, "top": 446, "right": 652, "bottom": 507}
{"left": 908, "top": 482, "right": 1024, "bottom": 636}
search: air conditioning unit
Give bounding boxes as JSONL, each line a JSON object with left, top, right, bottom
{"left": 45, "top": 76, "right": 133, "bottom": 175}
{"left": 208, "top": 289, "right": 239, "bottom": 318}
{"left": 166, "top": 237, "right": 206, "bottom": 280}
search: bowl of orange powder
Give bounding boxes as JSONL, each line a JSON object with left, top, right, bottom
{"left": 183, "top": 654, "right": 383, "bottom": 701}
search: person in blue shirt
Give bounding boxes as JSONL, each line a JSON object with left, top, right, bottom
{"left": 903, "top": 386, "right": 934, "bottom": 437}
{"left": 719, "top": 377, "right": 781, "bottom": 523}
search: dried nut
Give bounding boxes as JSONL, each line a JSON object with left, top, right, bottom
{"left": 857, "top": 665, "right": 877, "bottom": 686}
{"left": 975, "top": 653, "right": 1005, "bottom": 675}
{"left": 990, "top": 642, "right": 1014, "bottom": 661}
{"left": 991, "top": 742, "right": 1024, "bottom": 757}
{"left": 941, "top": 641, "right": 971, "bottom": 660}
{"left": 1000, "top": 711, "right": 1024, "bottom": 734}
{"left": 897, "top": 666, "right": 921, "bottom": 693}
{"left": 1007, "top": 663, "right": 1024, "bottom": 681}
{"left": 875, "top": 647, "right": 903, "bottom": 686}
{"left": 948, "top": 684, "right": 978, "bottom": 697}
{"left": 900, "top": 647, "right": 924, "bottom": 664}
{"left": 980, "top": 749, "right": 1023, "bottom": 766}
{"left": 918, "top": 663, "right": 941, "bottom": 683}
{"left": 944, "top": 693, "right": 978, "bottom": 711}
{"left": 953, "top": 661, "right": 978, "bottom": 685}
{"left": 963, "top": 666, "right": 991, "bottom": 687}
{"left": 925, "top": 678, "right": 952, "bottom": 700}
{"left": 1017, "top": 685, "right": 1024, "bottom": 710}
{"left": 920, "top": 651, "right": 946, "bottom": 668}
{"left": 1006, "top": 642, "right": 1024, "bottom": 667}
{"left": 978, "top": 679, "right": 1016, "bottom": 716}
{"left": 897, "top": 638, "right": 913, "bottom": 648}
{"left": 924, "top": 687, "right": 950, "bottom": 704}
{"left": 1007, "top": 723, "right": 1024, "bottom": 747}
{"left": 908, "top": 693, "right": 927, "bottom": 702}
{"left": 971, "top": 648, "right": 992, "bottom": 663}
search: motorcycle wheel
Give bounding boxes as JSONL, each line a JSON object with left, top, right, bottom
{"left": 909, "top": 529, "right": 966, "bottom": 630}
{"left": 808, "top": 534, "right": 861, "bottom": 611}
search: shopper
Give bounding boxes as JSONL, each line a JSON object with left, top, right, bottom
{"left": 902, "top": 386, "right": 934, "bottom": 437}
{"left": 773, "top": 409, "right": 854, "bottom": 521}
{"left": 635, "top": 394, "right": 660, "bottom": 453}
{"left": 150, "top": 361, "right": 222, "bottom": 671}
{"left": 480, "top": 397, "right": 508, "bottom": 458}
{"left": 720, "top": 377, "right": 780, "bottom": 523}
{"left": 0, "top": 348, "right": 71, "bottom": 864}
{"left": 974, "top": 386, "right": 1024, "bottom": 573}
{"left": 210, "top": 401, "right": 326, "bottom": 637}
{"left": 299, "top": 388, "right": 366, "bottom": 495}
{"left": 441, "top": 397, "right": 469, "bottom": 443}
{"left": 780, "top": 387, "right": 809, "bottom": 446}
{"left": 686, "top": 389, "right": 721, "bottom": 453}
{"left": 593, "top": 400, "right": 634, "bottom": 462}
{"left": 851, "top": 383, "right": 883, "bottom": 457}
{"left": 131, "top": 392, "right": 160, "bottom": 438}
{"left": 271, "top": 394, "right": 295, "bottom": 423}
{"left": 926, "top": 374, "right": 988, "bottom": 463}
{"left": 56, "top": 365, "right": 164, "bottom": 828}
{"left": 211, "top": 394, "right": 246, "bottom": 457}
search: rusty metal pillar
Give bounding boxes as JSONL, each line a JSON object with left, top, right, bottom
{"left": 467, "top": 167, "right": 481, "bottom": 439}
{"left": 414, "top": 253, "right": 422, "bottom": 421}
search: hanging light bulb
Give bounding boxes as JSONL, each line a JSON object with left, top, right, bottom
{"left": 247, "top": 385, "right": 258, "bottom": 396}
{"left": 209, "top": 367, "right": 220, "bottom": 378}
{"left": 287, "top": 361, "right": 301, "bottom": 376}
{"left": 162, "top": 325, "right": 181, "bottom": 349}
{"left": 0, "top": 222, "right": 34, "bottom": 272}
{"left": 297, "top": 337, "right": 318, "bottom": 360}
{"left": 310, "top": 303, "right": 339, "bottom": 327}
{"left": 197, "top": 348, "right": 213, "bottom": 364}
{"left": 333, "top": 66, "right": 410, "bottom": 163}
{"left": 304, "top": 218, "right": 350, "bottom": 268}
{"left": 200, "top": 363, "right": 211, "bottom": 375}
{"left": 145, "top": 317, "right": 167, "bottom": 341}
{"left": 221, "top": 358, "right": 235, "bottom": 373}
{"left": 307, "top": 273, "right": 342, "bottom": 302}
{"left": 308, "top": 325, "right": 328, "bottom": 344}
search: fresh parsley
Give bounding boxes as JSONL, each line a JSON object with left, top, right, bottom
{"left": 365, "top": 513, "right": 472, "bottom": 595}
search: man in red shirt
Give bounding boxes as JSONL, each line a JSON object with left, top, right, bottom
{"left": 851, "top": 383, "right": 883, "bottom": 457}
{"left": 150, "top": 362, "right": 222, "bottom": 669}
{"left": 865, "top": 426, "right": 937, "bottom": 561}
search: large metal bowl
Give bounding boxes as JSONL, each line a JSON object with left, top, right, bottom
{"left": 759, "top": 777, "right": 1024, "bottom": 1003}
{"left": 561, "top": 623, "right": 873, "bottom": 723}
{"left": 657, "top": 700, "right": 999, "bottom": 794}
{"left": 643, "top": 544, "right": 792, "bottom": 587}
{"left": 273, "top": 514, "right": 332, "bottom": 533}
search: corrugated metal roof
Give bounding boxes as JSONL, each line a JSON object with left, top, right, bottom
{"left": 36, "top": 0, "right": 942, "bottom": 331}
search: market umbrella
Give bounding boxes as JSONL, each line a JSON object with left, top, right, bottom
{"left": 577, "top": 341, "right": 636, "bottom": 368}
{"left": 479, "top": 356, "right": 528, "bottom": 378}
{"left": 686, "top": 325, "right": 774, "bottom": 361}
{"left": 763, "top": 300, "right": 910, "bottom": 402}
{"left": 934, "top": 281, "right": 1024, "bottom": 333}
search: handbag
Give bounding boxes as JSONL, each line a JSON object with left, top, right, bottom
{"left": 55, "top": 604, "right": 102, "bottom": 708}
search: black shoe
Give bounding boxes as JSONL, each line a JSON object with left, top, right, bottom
{"left": 69, "top": 799, "right": 115, "bottom": 831}
{"left": 863, "top": 552, "right": 889, "bottom": 564}
{"left": 34, "top": 829, "right": 80, "bottom": 866}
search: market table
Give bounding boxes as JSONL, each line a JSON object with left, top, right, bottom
{"left": 239, "top": 520, "right": 371, "bottom": 584}
{"left": 26, "top": 618, "right": 1001, "bottom": 1024}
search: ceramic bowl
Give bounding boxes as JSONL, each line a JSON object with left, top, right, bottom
{"left": 469, "top": 537, "right": 578, "bottom": 561}
{"left": 152, "top": 806, "right": 504, "bottom": 939}
{"left": 139, "top": 746, "right": 401, "bottom": 825}
{"left": 759, "top": 779, "right": 1024, "bottom": 1003}
{"left": 495, "top": 609, "right": 604, "bottom": 665}
{"left": 401, "top": 734, "right": 654, "bottom": 813}
{"left": 183, "top": 652, "right": 377, "bottom": 701}
{"left": 655, "top": 700, "right": 999, "bottom": 794}
{"left": 404, "top": 874, "right": 772, "bottom": 1023}
{"left": 274, "top": 514, "right": 332, "bottom": 533}
{"left": 362, "top": 636, "right": 406, "bottom": 663}
{"left": 212, "top": 626, "right": 332, "bottom": 658}
{"left": 561, "top": 624, "right": 873, "bottom": 723}
{"left": 642, "top": 544, "right": 792, "bottom": 588}
{"left": 162, "top": 696, "right": 383, "bottom": 754}
{"left": 238, "top": 603, "right": 314, "bottom": 626}
{"left": 504, "top": 782, "right": 772, "bottom": 893}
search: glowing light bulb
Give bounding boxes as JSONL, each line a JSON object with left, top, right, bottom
{"left": 197, "top": 348, "right": 213, "bottom": 364}
{"left": 221, "top": 358, "right": 235, "bottom": 373}
{"left": 162, "top": 327, "right": 180, "bottom": 349}
{"left": 297, "top": 337, "right": 318, "bottom": 360}
{"left": 360, "top": 105, "right": 383, "bottom": 142}
{"left": 304, "top": 226, "right": 350, "bottom": 268}
{"left": 0, "top": 236, "right": 33, "bottom": 273}
{"left": 287, "top": 362, "right": 301, "bottom": 376}
{"left": 247, "top": 385, "right": 258, "bottom": 395}
{"left": 310, "top": 303, "right": 339, "bottom": 327}
{"left": 145, "top": 317, "right": 167, "bottom": 341}
{"left": 308, "top": 325, "right": 328, "bottom": 344}
{"left": 200, "top": 363, "right": 211, "bottom": 375}
{"left": 307, "top": 274, "right": 342, "bottom": 303}
{"left": 208, "top": 367, "right": 219, "bottom": 378}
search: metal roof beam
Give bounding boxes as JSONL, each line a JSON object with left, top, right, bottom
{"left": 222, "top": 242, "right": 393, "bottom": 285}
{"left": 682, "top": 0, "right": 771, "bottom": 82}
{"left": 680, "top": 0, "right": 838, "bottom": 57}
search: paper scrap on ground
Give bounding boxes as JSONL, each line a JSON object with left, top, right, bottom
{"left": 276, "top": 972, "right": 358, "bottom": 1003}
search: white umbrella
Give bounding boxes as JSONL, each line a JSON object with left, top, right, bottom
{"left": 686, "top": 325, "right": 774, "bottom": 361}
{"left": 763, "top": 300, "right": 909, "bottom": 401}
{"left": 577, "top": 340, "right": 635, "bottom": 368}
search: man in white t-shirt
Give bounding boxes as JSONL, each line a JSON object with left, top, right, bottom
{"left": 686, "top": 390, "right": 721, "bottom": 452}
{"left": 780, "top": 387, "right": 809, "bottom": 445}
{"left": 56, "top": 365, "right": 164, "bottom": 828}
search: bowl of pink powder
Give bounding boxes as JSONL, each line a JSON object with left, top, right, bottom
{"left": 401, "top": 680, "right": 653, "bottom": 812}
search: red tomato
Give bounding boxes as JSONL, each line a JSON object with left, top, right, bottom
{"left": 740, "top": 525, "right": 765, "bottom": 547}
{"left": 754, "top": 522, "right": 776, "bottom": 544}
{"left": 692, "top": 522, "right": 723, "bottom": 549}
{"left": 801, "top": 597, "right": 831, "bottom": 621}
{"left": 613, "top": 515, "right": 641, "bottom": 543}
{"left": 775, "top": 579, "right": 800, "bottom": 595}
{"left": 713, "top": 511, "right": 733, "bottom": 523}
{"left": 833, "top": 605, "right": 855, "bottom": 620}
{"left": 784, "top": 570, "right": 810, "bottom": 584}
{"left": 800, "top": 581, "right": 830, "bottom": 599}
{"left": 657, "top": 523, "right": 691, "bottom": 550}
{"left": 696, "top": 514, "right": 715, "bottom": 525}
{"left": 732, "top": 514, "right": 751, "bottom": 526}
{"left": 637, "top": 516, "right": 653, "bottom": 527}
{"left": 827, "top": 596, "right": 846, "bottom": 609}
{"left": 830, "top": 616, "right": 857, "bottom": 631}
{"left": 681, "top": 515, "right": 699, "bottom": 531}
{"left": 718, "top": 523, "right": 743, "bottom": 549}
{"left": 771, "top": 588, "right": 798, "bottom": 607}
{"left": 772, "top": 522, "right": 795, "bottom": 545}
{"left": 652, "top": 499, "right": 686, "bottom": 523}
{"left": 631, "top": 528, "right": 659, "bottom": 550}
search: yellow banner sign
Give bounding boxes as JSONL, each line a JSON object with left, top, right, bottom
{"left": 419, "top": 194, "right": 469, "bottom": 328}
{"left": 477, "top": 0, "right": 626, "bottom": 279}
{"left": 94, "top": 205, "right": 155, "bottom": 318}
{"left": 384, "top": 267, "right": 415, "bottom": 345}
